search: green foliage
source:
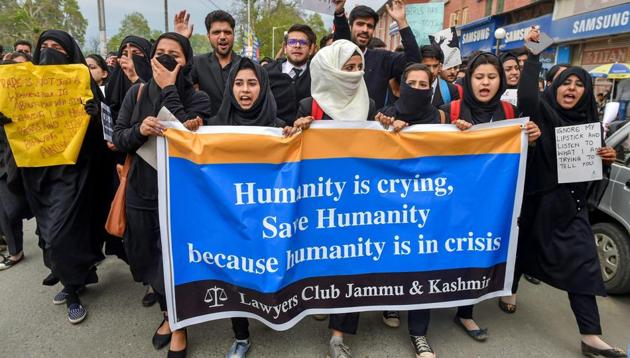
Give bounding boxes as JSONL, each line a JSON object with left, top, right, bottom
{"left": 0, "top": 0, "right": 87, "bottom": 48}
{"left": 190, "top": 34, "right": 210, "bottom": 55}
{"left": 232, "top": 0, "right": 332, "bottom": 59}
{"left": 107, "top": 12, "right": 160, "bottom": 52}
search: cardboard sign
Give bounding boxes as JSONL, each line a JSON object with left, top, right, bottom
{"left": 0, "top": 62, "right": 93, "bottom": 167}
{"left": 101, "top": 102, "right": 113, "bottom": 142}
{"left": 429, "top": 27, "right": 462, "bottom": 69}
{"left": 555, "top": 123, "right": 603, "bottom": 184}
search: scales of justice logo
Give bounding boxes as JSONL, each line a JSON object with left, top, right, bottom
{"left": 204, "top": 286, "right": 228, "bottom": 308}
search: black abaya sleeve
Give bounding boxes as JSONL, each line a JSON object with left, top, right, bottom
{"left": 112, "top": 85, "right": 147, "bottom": 153}
{"left": 296, "top": 98, "right": 313, "bottom": 120}
{"left": 517, "top": 54, "right": 542, "bottom": 120}
{"left": 332, "top": 14, "right": 351, "bottom": 41}
{"left": 161, "top": 85, "right": 211, "bottom": 124}
{"left": 367, "top": 99, "right": 377, "bottom": 121}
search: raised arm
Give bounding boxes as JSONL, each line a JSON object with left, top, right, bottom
{"left": 387, "top": 0, "right": 422, "bottom": 79}
{"left": 332, "top": 0, "right": 351, "bottom": 41}
{"left": 517, "top": 27, "right": 542, "bottom": 119}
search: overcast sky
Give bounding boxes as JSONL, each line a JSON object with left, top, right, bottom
{"left": 78, "top": 0, "right": 386, "bottom": 43}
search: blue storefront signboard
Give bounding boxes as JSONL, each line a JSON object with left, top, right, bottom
{"left": 550, "top": 3, "right": 630, "bottom": 43}
{"left": 459, "top": 17, "right": 497, "bottom": 56}
{"left": 498, "top": 14, "right": 553, "bottom": 52}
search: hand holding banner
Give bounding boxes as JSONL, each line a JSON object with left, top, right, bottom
{"left": 0, "top": 62, "right": 93, "bottom": 167}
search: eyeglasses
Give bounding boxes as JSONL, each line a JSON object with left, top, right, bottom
{"left": 287, "top": 39, "right": 310, "bottom": 48}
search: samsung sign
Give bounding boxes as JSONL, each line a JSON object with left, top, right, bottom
{"left": 459, "top": 17, "right": 496, "bottom": 55}
{"left": 552, "top": 3, "right": 630, "bottom": 42}
{"left": 499, "top": 15, "right": 552, "bottom": 50}
{"left": 462, "top": 27, "right": 491, "bottom": 44}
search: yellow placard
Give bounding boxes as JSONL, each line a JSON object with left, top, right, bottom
{"left": 0, "top": 62, "right": 93, "bottom": 167}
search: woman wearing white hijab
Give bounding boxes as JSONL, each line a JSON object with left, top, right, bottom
{"left": 283, "top": 39, "right": 375, "bottom": 358}
{"left": 287, "top": 39, "right": 375, "bottom": 132}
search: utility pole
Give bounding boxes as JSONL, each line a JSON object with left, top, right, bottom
{"left": 164, "top": 0, "right": 169, "bottom": 32}
{"left": 97, "top": 0, "right": 107, "bottom": 56}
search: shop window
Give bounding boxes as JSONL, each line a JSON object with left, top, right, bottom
{"left": 496, "top": 0, "right": 504, "bottom": 13}
{"left": 485, "top": 0, "right": 494, "bottom": 16}
{"left": 462, "top": 7, "right": 468, "bottom": 24}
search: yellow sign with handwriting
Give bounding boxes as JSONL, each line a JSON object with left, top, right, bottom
{"left": 0, "top": 62, "right": 93, "bottom": 167}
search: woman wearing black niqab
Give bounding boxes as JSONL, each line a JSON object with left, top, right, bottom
{"left": 112, "top": 32, "right": 210, "bottom": 358}
{"left": 513, "top": 28, "right": 625, "bottom": 358}
{"left": 17, "top": 30, "right": 114, "bottom": 324}
{"left": 105, "top": 35, "right": 152, "bottom": 126}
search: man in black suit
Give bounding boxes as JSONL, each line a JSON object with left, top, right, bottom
{"left": 332, "top": 0, "right": 421, "bottom": 110}
{"left": 264, "top": 24, "right": 316, "bottom": 125}
{"left": 421, "top": 45, "right": 460, "bottom": 108}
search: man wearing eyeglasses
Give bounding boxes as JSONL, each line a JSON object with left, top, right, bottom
{"left": 264, "top": 24, "right": 316, "bottom": 125}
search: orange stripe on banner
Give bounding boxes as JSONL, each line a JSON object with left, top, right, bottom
{"left": 165, "top": 125, "right": 522, "bottom": 165}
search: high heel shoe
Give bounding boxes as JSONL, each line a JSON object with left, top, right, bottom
{"left": 167, "top": 329, "right": 187, "bottom": 358}
{"left": 152, "top": 318, "right": 172, "bottom": 350}
{"left": 581, "top": 342, "right": 627, "bottom": 357}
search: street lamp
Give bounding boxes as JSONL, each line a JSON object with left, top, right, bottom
{"left": 494, "top": 27, "right": 506, "bottom": 55}
{"left": 272, "top": 26, "right": 288, "bottom": 58}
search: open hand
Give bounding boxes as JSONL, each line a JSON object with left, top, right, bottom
{"left": 151, "top": 57, "right": 180, "bottom": 89}
{"left": 386, "top": 0, "right": 408, "bottom": 28}
{"left": 174, "top": 10, "right": 194, "bottom": 39}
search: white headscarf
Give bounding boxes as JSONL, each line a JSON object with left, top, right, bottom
{"left": 309, "top": 39, "right": 370, "bottom": 121}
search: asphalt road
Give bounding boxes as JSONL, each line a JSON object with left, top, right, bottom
{"left": 1, "top": 219, "right": 629, "bottom": 357}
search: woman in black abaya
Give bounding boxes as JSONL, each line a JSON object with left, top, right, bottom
{"left": 208, "top": 57, "right": 283, "bottom": 358}
{"left": 20, "top": 30, "right": 111, "bottom": 324}
{"left": 515, "top": 28, "right": 626, "bottom": 358}
{"left": 113, "top": 32, "right": 210, "bottom": 358}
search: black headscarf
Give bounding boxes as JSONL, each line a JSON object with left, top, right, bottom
{"left": 32, "top": 29, "right": 102, "bottom": 103}
{"left": 149, "top": 32, "right": 195, "bottom": 109}
{"left": 541, "top": 67, "right": 598, "bottom": 126}
{"left": 104, "top": 36, "right": 152, "bottom": 117}
{"left": 209, "top": 57, "right": 277, "bottom": 126}
{"left": 525, "top": 66, "right": 600, "bottom": 194}
{"left": 460, "top": 52, "right": 508, "bottom": 124}
{"left": 381, "top": 80, "right": 439, "bottom": 124}
{"left": 500, "top": 52, "right": 519, "bottom": 89}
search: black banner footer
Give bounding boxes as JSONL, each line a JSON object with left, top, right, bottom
{"left": 174, "top": 263, "right": 507, "bottom": 326}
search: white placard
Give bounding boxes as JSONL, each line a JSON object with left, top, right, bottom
{"left": 501, "top": 89, "right": 518, "bottom": 106}
{"left": 429, "top": 27, "right": 462, "bottom": 69}
{"left": 602, "top": 102, "right": 620, "bottom": 129}
{"left": 101, "top": 102, "right": 113, "bottom": 142}
{"left": 299, "top": 0, "right": 335, "bottom": 15}
{"left": 555, "top": 123, "right": 603, "bottom": 184}
{"left": 137, "top": 106, "right": 186, "bottom": 170}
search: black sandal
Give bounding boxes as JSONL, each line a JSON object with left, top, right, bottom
{"left": 453, "top": 316, "right": 488, "bottom": 342}
{"left": 498, "top": 298, "right": 517, "bottom": 314}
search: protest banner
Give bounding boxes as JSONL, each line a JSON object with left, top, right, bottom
{"left": 429, "top": 27, "right": 462, "bottom": 69}
{"left": 406, "top": 3, "right": 445, "bottom": 46}
{"left": 157, "top": 120, "right": 528, "bottom": 331}
{"left": 0, "top": 62, "right": 93, "bottom": 167}
{"left": 555, "top": 123, "right": 603, "bottom": 184}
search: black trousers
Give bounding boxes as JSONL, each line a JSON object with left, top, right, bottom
{"left": 408, "top": 309, "right": 430, "bottom": 336}
{"left": 0, "top": 178, "right": 24, "bottom": 256}
{"left": 232, "top": 318, "right": 250, "bottom": 340}
{"left": 329, "top": 313, "right": 359, "bottom": 335}
{"left": 512, "top": 271, "right": 601, "bottom": 334}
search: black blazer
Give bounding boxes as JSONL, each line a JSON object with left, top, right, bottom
{"left": 264, "top": 60, "right": 311, "bottom": 126}
{"left": 296, "top": 97, "right": 376, "bottom": 122}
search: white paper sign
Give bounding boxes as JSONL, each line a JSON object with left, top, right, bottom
{"left": 137, "top": 106, "right": 186, "bottom": 170}
{"left": 500, "top": 89, "right": 518, "bottom": 106}
{"left": 602, "top": 102, "right": 620, "bottom": 129}
{"left": 429, "top": 27, "right": 462, "bottom": 69}
{"left": 300, "top": 0, "right": 335, "bottom": 15}
{"left": 555, "top": 123, "right": 603, "bottom": 184}
{"left": 101, "top": 102, "right": 113, "bottom": 142}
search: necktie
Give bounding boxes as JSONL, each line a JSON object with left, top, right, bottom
{"left": 292, "top": 68, "right": 302, "bottom": 79}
